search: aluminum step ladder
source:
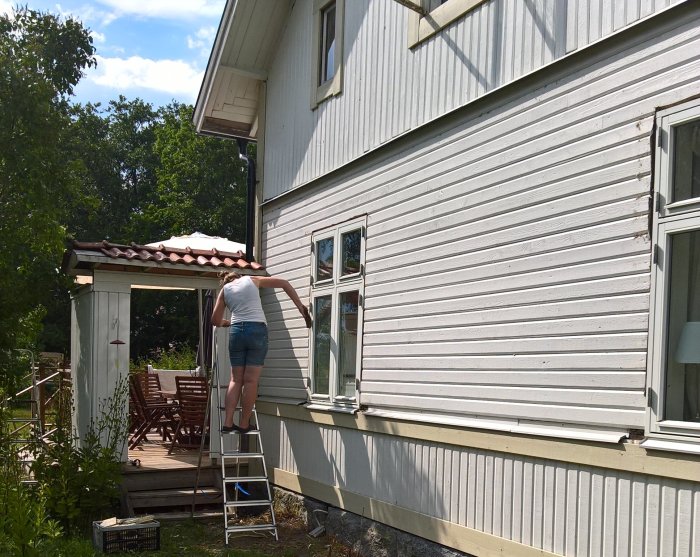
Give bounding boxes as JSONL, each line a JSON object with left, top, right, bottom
{"left": 212, "top": 348, "right": 278, "bottom": 544}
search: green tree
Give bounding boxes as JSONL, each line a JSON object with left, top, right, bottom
{"left": 66, "top": 97, "right": 160, "bottom": 243}
{"left": 151, "top": 102, "right": 247, "bottom": 240}
{"left": 0, "top": 7, "right": 95, "bottom": 372}
{"left": 46, "top": 100, "right": 249, "bottom": 361}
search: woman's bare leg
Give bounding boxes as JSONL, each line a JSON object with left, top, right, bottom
{"left": 239, "top": 365, "right": 263, "bottom": 428}
{"left": 224, "top": 366, "right": 245, "bottom": 428}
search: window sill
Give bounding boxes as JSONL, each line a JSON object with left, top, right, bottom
{"left": 362, "top": 408, "right": 629, "bottom": 444}
{"left": 640, "top": 437, "right": 700, "bottom": 455}
{"left": 304, "top": 402, "right": 358, "bottom": 414}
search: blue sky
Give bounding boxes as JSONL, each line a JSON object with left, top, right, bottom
{"left": 0, "top": 0, "right": 224, "bottom": 108}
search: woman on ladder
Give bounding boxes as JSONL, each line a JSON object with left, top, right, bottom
{"left": 212, "top": 271, "right": 312, "bottom": 433}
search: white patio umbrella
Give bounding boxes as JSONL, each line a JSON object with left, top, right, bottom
{"left": 146, "top": 232, "right": 246, "bottom": 254}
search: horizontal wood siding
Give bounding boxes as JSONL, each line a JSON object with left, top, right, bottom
{"left": 262, "top": 0, "right": 685, "bottom": 199}
{"left": 264, "top": 415, "right": 700, "bottom": 557}
{"left": 259, "top": 12, "right": 700, "bottom": 427}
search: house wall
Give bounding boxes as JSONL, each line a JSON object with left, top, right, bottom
{"left": 250, "top": 4, "right": 700, "bottom": 556}
{"left": 262, "top": 0, "right": 686, "bottom": 200}
{"left": 260, "top": 4, "right": 700, "bottom": 432}
{"left": 259, "top": 408, "right": 700, "bottom": 557}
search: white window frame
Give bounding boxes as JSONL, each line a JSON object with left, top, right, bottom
{"left": 308, "top": 218, "right": 366, "bottom": 409}
{"left": 311, "top": 0, "right": 345, "bottom": 109}
{"left": 407, "top": 0, "right": 488, "bottom": 48}
{"left": 647, "top": 99, "right": 700, "bottom": 443}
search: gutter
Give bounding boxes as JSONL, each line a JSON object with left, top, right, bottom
{"left": 236, "top": 138, "right": 257, "bottom": 263}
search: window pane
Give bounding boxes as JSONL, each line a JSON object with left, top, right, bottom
{"left": 313, "top": 295, "right": 332, "bottom": 395}
{"left": 671, "top": 120, "right": 700, "bottom": 203}
{"left": 664, "top": 230, "right": 700, "bottom": 422}
{"left": 316, "top": 237, "right": 334, "bottom": 281}
{"left": 341, "top": 229, "right": 361, "bottom": 276}
{"left": 337, "top": 290, "right": 359, "bottom": 397}
{"left": 319, "top": 3, "right": 336, "bottom": 85}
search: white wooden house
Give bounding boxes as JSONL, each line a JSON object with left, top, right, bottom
{"left": 195, "top": 1, "right": 700, "bottom": 555}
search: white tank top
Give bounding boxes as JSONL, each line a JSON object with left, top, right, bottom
{"left": 223, "top": 276, "right": 267, "bottom": 324}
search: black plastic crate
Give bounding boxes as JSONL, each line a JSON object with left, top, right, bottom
{"left": 93, "top": 520, "right": 160, "bottom": 553}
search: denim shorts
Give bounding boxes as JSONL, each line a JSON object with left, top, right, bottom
{"left": 228, "top": 322, "right": 268, "bottom": 367}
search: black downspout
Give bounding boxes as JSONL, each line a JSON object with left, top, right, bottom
{"left": 236, "top": 138, "right": 256, "bottom": 263}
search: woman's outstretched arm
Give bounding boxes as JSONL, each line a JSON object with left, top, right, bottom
{"left": 252, "top": 276, "right": 312, "bottom": 328}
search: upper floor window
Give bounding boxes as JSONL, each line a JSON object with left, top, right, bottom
{"left": 311, "top": 0, "right": 344, "bottom": 108}
{"left": 648, "top": 99, "right": 700, "bottom": 447}
{"left": 319, "top": 3, "right": 336, "bottom": 85}
{"left": 407, "top": 0, "right": 488, "bottom": 48}
{"left": 309, "top": 218, "right": 366, "bottom": 409}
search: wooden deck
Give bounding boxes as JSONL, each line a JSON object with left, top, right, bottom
{"left": 125, "top": 439, "right": 215, "bottom": 472}
{"left": 122, "top": 437, "right": 222, "bottom": 515}
{"left": 121, "top": 436, "right": 252, "bottom": 517}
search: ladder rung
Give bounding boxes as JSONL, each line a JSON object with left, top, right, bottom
{"left": 223, "top": 476, "right": 269, "bottom": 483}
{"left": 225, "top": 500, "right": 272, "bottom": 508}
{"left": 220, "top": 429, "right": 259, "bottom": 435}
{"left": 8, "top": 418, "right": 39, "bottom": 423}
{"left": 226, "top": 524, "right": 276, "bottom": 533}
{"left": 221, "top": 452, "right": 264, "bottom": 458}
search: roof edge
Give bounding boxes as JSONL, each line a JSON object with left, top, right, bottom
{"left": 193, "top": 0, "right": 237, "bottom": 135}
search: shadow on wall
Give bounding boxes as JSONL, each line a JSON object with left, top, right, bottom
{"left": 259, "top": 289, "right": 309, "bottom": 400}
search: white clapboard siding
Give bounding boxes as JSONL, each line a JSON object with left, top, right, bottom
{"left": 262, "top": 0, "right": 686, "bottom": 199}
{"left": 259, "top": 9, "right": 700, "bottom": 426}
{"left": 264, "top": 416, "right": 700, "bottom": 557}
{"left": 70, "top": 288, "right": 130, "bottom": 448}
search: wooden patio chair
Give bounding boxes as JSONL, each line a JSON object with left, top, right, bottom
{"left": 137, "top": 371, "right": 168, "bottom": 403}
{"left": 128, "top": 374, "right": 179, "bottom": 450}
{"left": 168, "top": 376, "right": 209, "bottom": 454}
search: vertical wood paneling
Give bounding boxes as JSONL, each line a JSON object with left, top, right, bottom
{"left": 269, "top": 418, "right": 698, "bottom": 557}
{"left": 263, "top": 0, "right": 684, "bottom": 199}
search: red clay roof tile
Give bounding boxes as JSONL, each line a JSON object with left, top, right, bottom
{"left": 66, "top": 240, "right": 264, "bottom": 273}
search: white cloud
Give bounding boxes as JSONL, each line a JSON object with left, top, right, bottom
{"left": 187, "top": 25, "right": 216, "bottom": 57}
{"left": 90, "top": 55, "right": 203, "bottom": 100}
{"left": 96, "top": 0, "right": 225, "bottom": 20}
{"left": 55, "top": 3, "right": 117, "bottom": 26}
{"left": 91, "top": 30, "right": 106, "bottom": 43}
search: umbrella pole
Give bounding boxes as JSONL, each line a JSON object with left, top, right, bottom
{"left": 197, "top": 289, "right": 204, "bottom": 375}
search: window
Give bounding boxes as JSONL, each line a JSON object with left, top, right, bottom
{"left": 309, "top": 219, "right": 365, "bottom": 408}
{"left": 648, "top": 99, "right": 700, "bottom": 443}
{"left": 407, "top": 0, "right": 488, "bottom": 48}
{"left": 311, "top": 0, "right": 344, "bottom": 108}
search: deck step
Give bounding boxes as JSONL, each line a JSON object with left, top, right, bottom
{"left": 122, "top": 467, "right": 219, "bottom": 491}
{"left": 130, "top": 487, "right": 223, "bottom": 509}
{"left": 151, "top": 510, "right": 223, "bottom": 521}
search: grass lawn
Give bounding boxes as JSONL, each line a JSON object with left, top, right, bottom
{"left": 47, "top": 512, "right": 355, "bottom": 556}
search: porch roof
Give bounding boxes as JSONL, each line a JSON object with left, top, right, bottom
{"left": 62, "top": 239, "right": 265, "bottom": 279}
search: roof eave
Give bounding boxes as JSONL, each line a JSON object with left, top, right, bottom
{"left": 193, "top": 0, "right": 237, "bottom": 137}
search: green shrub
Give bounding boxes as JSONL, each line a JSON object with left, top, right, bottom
{"left": 0, "top": 389, "right": 62, "bottom": 557}
{"left": 31, "top": 378, "right": 128, "bottom": 534}
{"left": 131, "top": 343, "right": 197, "bottom": 372}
